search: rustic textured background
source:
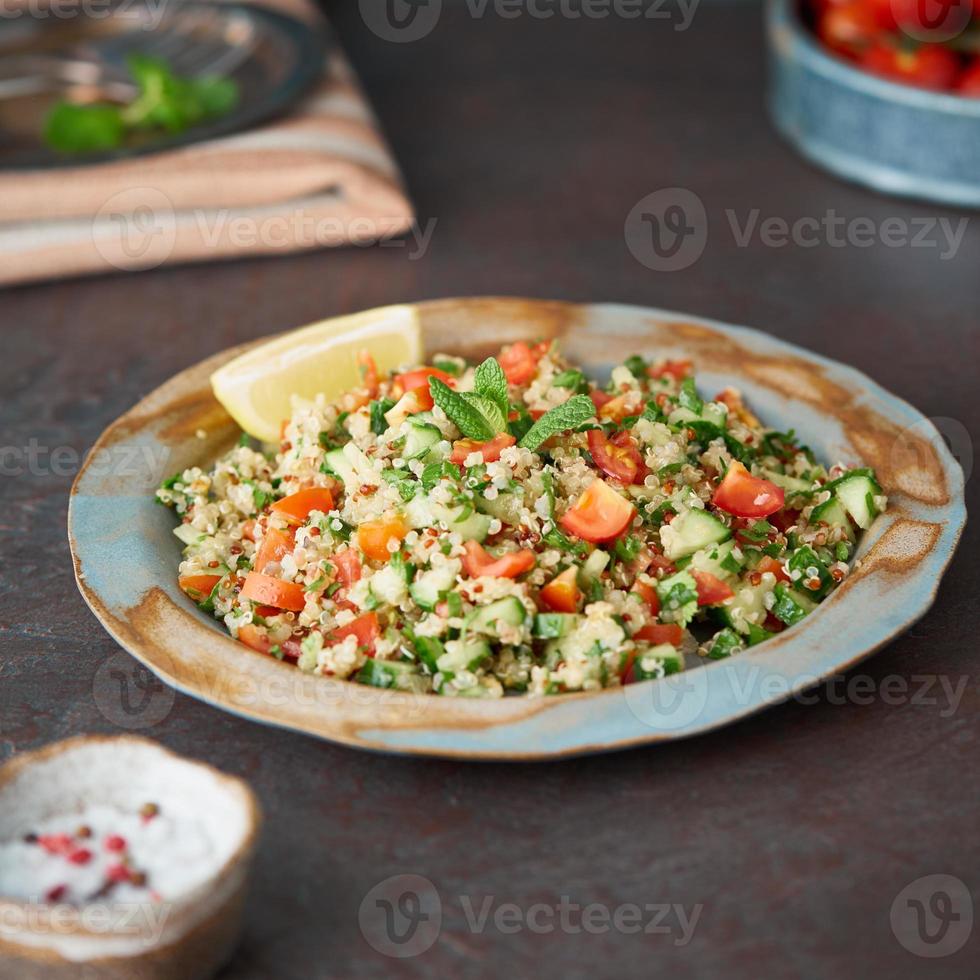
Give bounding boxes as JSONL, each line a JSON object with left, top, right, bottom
{"left": 1, "top": 2, "right": 978, "bottom": 977}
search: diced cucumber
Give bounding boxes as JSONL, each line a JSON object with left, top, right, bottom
{"left": 668, "top": 402, "right": 726, "bottom": 429}
{"left": 659, "top": 509, "right": 731, "bottom": 562}
{"left": 369, "top": 564, "right": 409, "bottom": 606}
{"left": 466, "top": 597, "right": 526, "bottom": 637}
{"left": 771, "top": 583, "right": 817, "bottom": 626}
{"left": 356, "top": 658, "right": 423, "bottom": 691}
{"left": 436, "top": 637, "right": 492, "bottom": 674}
{"left": 402, "top": 420, "right": 443, "bottom": 460}
{"left": 630, "top": 643, "right": 684, "bottom": 679}
{"left": 409, "top": 563, "right": 458, "bottom": 610}
{"left": 174, "top": 524, "right": 205, "bottom": 546}
{"left": 832, "top": 472, "right": 881, "bottom": 530}
{"left": 450, "top": 508, "right": 492, "bottom": 543}
{"left": 656, "top": 570, "right": 699, "bottom": 627}
{"left": 716, "top": 581, "right": 770, "bottom": 636}
{"left": 810, "top": 496, "right": 855, "bottom": 541}
{"left": 763, "top": 470, "right": 815, "bottom": 494}
{"left": 403, "top": 495, "right": 490, "bottom": 542}
{"left": 477, "top": 492, "right": 522, "bottom": 525}
{"left": 580, "top": 549, "right": 610, "bottom": 582}
{"left": 533, "top": 613, "right": 581, "bottom": 639}
{"left": 413, "top": 635, "right": 445, "bottom": 673}
{"left": 745, "top": 623, "right": 775, "bottom": 646}
{"left": 689, "top": 539, "right": 741, "bottom": 582}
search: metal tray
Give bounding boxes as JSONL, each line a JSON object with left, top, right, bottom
{"left": 0, "top": 0, "right": 326, "bottom": 169}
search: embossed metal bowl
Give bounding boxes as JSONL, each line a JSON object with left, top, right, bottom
{"left": 768, "top": 0, "right": 980, "bottom": 207}
{"left": 68, "top": 299, "right": 966, "bottom": 759}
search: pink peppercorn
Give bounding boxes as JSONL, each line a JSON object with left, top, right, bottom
{"left": 68, "top": 848, "right": 93, "bottom": 865}
{"left": 38, "top": 834, "right": 73, "bottom": 855}
{"left": 104, "top": 835, "right": 127, "bottom": 853}
{"left": 45, "top": 884, "right": 67, "bottom": 902}
{"left": 107, "top": 863, "right": 131, "bottom": 884}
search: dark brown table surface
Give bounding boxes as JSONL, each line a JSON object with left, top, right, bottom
{"left": 2, "top": 2, "right": 978, "bottom": 977}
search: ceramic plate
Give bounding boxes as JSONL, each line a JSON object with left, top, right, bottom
{"left": 68, "top": 299, "right": 966, "bottom": 759}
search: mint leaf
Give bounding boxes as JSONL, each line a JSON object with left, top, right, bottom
{"left": 460, "top": 392, "right": 506, "bottom": 433}
{"left": 678, "top": 378, "right": 703, "bottom": 415}
{"left": 474, "top": 357, "right": 509, "bottom": 415}
{"left": 44, "top": 102, "right": 125, "bottom": 153}
{"left": 518, "top": 395, "right": 595, "bottom": 452}
{"left": 429, "top": 378, "right": 496, "bottom": 440}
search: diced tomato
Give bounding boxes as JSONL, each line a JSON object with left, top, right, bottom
{"left": 631, "top": 580, "right": 660, "bottom": 616}
{"left": 633, "top": 623, "right": 684, "bottom": 646}
{"left": 691, "top": 570, "right": 734, "bottom": 606}
{"left": 253, "top": 525, "right": 295, "bottom": 574}
{"left": 647, "top": 359, "right": 693, "bottom": 380}
{"left": 357, "top": 515, "right": 409, "bottom": 562}
{"left": 462, "top": 540, "right": 536, "bottom": 578}
{"left": 269, "top": 488, "right": 335, "bottom": 525}
{"left": 178, "top": 574, "right": 221, "bottom": 601}
{"left": 598, "top": 395, "right": 632, "bottom": 423}
{"left": 333, "top": 548, "right": 362, "bottom": 587}
{"left": 238, "top": 624, "right": 301, "bottom": 662}
{"left": 241, "top": 520, "right": 259, "bottom": 542}
{"left": 714, "top": 388, "right": 761, "bottom": 429}
{"left": 240, "top": 572, "right": 306, "bottom": 612}
{"left": 539, "top": 567, "right": 581, "bottom": 612}
{"left": 589, "top": 389, "right": 614, "bottom": 411}
{"left": 498, "top": 341, "right": 541, "bottom": 386}
{"left": 712, "top": 461, "right": 784, "bottom": 519}
{"left": 645, "top": 549, "right": 677, "bottom": 576}
{"left": 560, "top": 479, "right": 637, "bottom": 544}
{"left": 392, "top": 366, "right": 456, "bottom": 410}
{"left": 357, "top": 350, "right": 379, "bottom": 396}
{"left": 587, "top": 429, "right": 646, "bottom": 485}
{"left": 334, "top": 612, "right": 380, "bottom": 654}
{"left": 817, "top": 1, "right": 879, "bottom": 58}
{"left": 861, "top": 41, "right": 959, "bottom": 90}
{"left": 769, "top": 508, "right": 800, "bottom": 533}
{"left": 757, "top": 556, "right": 791, "bottom": 584}
{"left": 450, "top": 433, "right": 516, "bottom": 465}
{"left": 958, "top": 58, "right": 980, "bottom": 96}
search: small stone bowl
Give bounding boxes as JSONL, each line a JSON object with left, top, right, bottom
{"left": 768, "top": 0, "right": 980, "bottom": 207}
{"left": 0, "top": 736, "right": 260, "bottom": 980}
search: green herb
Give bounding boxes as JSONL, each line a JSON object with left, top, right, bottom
{"left": 835, "top": 541, "right": 851, "bottom": 562}
{"left": 237, "top": 433, "right": 256, "bottom": 449}
{"left": 613, "top": 535, "right": 642, "bottom": 563}
{"left": 370, "top": 398, "right": 396, "bottom": 435}
{"left": 446, "top": 592, "right": 463, "bottom": 617}
{"left": 244, "top": 480, "right": 275, "bottom": 512}
{"left": 421, "top": 460, "right": 461, "bottom": 491}
{"left": 429, "top": 377, "right": 497, "bottom": 440}
{"left": 44, "top": 54, "right": 239, "bottom": 155}
{"left": 624, "top": 355, "right": 647, "bottom": 377}
{"left": 507, "top": 404, "right": 536, "bottom": 442}
{"left": 305, "top": 576, "right": 327, "bottom": 593}
{"left": 677, "top": 378, "right": 703, "bottom": 415}
{"left": 474, "top": 357, "right": 509, "bottom": 416}
{"left": 707, "top": 628, "right": 743, "bottom": 660}
{"left": 381, "top": 468, "right": 418, "bottom": 502}
{"left": 269, "top": 644, "right": 284, "bottom": 660}
{"left": 433, "top": 356, "right": 465, "bottom": 377}
{"left": 518, "top": 395, "right": 595, "bottom": 452}
{"left": 413, "top": 635, "right": 445, "bottom": 673}
{"left": 159, "top": 471, "right": 183, "bottom": 492}
{"left": 325, "top": 582, "right": 343, "bottom": 598}
{"left": 552, "top": 369, "right": 587, "bottom": 392}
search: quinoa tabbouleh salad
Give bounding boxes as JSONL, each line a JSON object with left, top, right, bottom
{"left": 157, "top": 340, "right": 887, "bottom": 698}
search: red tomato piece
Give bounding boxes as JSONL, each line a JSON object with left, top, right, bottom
{"left": 238, "top": 624, "right": 301, "bottom": 663}
{"left": 449, "top": 433, "right": 517, "bottom": 465}
{"left": 393, "top": 367, "right": 457, "bottom": 410}
{"left": 647, "top": 359, "right": 693, "bottom": 380}
{"left": 357, "top": 515, "right": 409, "bottom": 562}
{"left": 958, "top": 58, "right": 980, "bottom": 96}
{"left": 539, "top": 567, "right": 582, "bottom": 612}
{"left": 712, "top": 461, "right": 785, "bottom": 519}
{"left": 691, "top": 570, "right": 735, "bottom": 606}
{"left": 631, "top": 580, "right": 660, "bottom": 617}
{"left": 498, "top": 341, "right": 541, "bottom": 386}
{"left": 861, "top": 41, "right": 959, "bottom": 90}
{"left": 817, "top": 1, "right": 879, "bottom": 58}
{"left": 178, "top": 574, "right": 222, "bottom": 601}
{"left": 462, "top": 541, "right": 536, "bottom": 579}
{"left": 560, "top": 479, "right": 637, "bottom": 543}
{"left": 589, "top": 389, "right": 614, "bottom": 411}
{"left": 269, "top": 488, "right": 335, "bottom": 525}
{"left": 333, "top": 612, "right": 381, "bottom": 654}
{"left": 240, "top": 572, "right": 306, "bottom": 612}
{"left": 253, "top": 525, "right": 295, "bottom": 574}
{"left": 756, "top": 556, "right": 792, "bottom": 584}
{"left": 633, "top": 623, "right": 684, "bottom": 646}
{"left": 587, "top": 429, "right": 647, "bottom": 485}
{"left": 333, "top": 548, "right": 362, "bottom": 587}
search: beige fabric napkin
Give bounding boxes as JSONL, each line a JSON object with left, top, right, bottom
{"left": 0, "top": 1, "right": 414, "bottom": 286}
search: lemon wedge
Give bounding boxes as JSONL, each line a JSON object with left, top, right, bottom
{"left": 210, "top": 305, "right": 423, "bottom": 443}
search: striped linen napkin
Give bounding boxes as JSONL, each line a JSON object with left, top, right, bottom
{"left": 0, "top": 1, "right": 414, "bottom": 286}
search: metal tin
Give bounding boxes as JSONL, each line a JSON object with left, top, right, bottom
{"left": 767, "top": 0, "right": 980, "bottom": 208}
